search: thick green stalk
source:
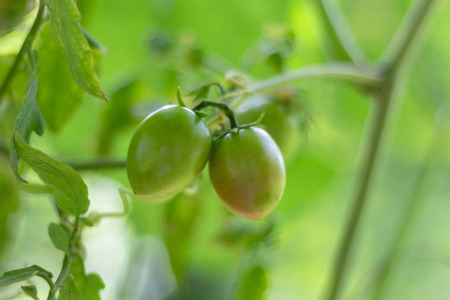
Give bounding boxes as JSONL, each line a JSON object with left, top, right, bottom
{"left": 370, "top": 131, "right": 447, "bottom": 300}
{"left": 324, "top": 84, "right": 395, "bottom": 300}
{"left": 324, "top": 0, "right": 439, "bottom": 299}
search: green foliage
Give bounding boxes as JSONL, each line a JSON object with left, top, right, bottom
{"left": 0, "top": 265, "right": 52, "bottom": 286}
{"left": 48, "top": 0, "right": 107, "bottom": 101}
{"left": 0, "top": 0, "right": 448, "bottom": 299}
{"left": 48, "top": 222, "right": 70, "bottom": 256}
{"left": 97, "top": 80, "right": 140, "bottom": 155}
{"left": 9, "top": 49, "right": 45, "bottom": 181}
{"left": 0, "top": 159, "right": 19, "bottom": 254}
{"left": 22, "top": 285, "right": 39, "bottom": 300}
{"left": 36, "top": 23, "right": 85, "bottom": 132}
{"left": 12, "top": 130, "right": 90, "bottom": 215}
{"left": 69, "top": 255, "right": 105, "bottom": 300}
{"left": 233, "top": 264, "right": 268, "bottom": 300}
{"left": 58, "top": 275, "right": 82, "bottom": 300}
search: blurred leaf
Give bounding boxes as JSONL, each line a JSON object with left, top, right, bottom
{"left": 164, "top": 189, "right": 202, "bottom": 290}
{"left": 265, "top": 51, "right": 283, "bottom": 73}
{"left": 184, "top": 82, "right": 225, "bottom": 103}
{"left": 12, "top": 130, "right": 90, "bottom": 215}
{"left": 140, "top": 67, "right": 179, "bottom": 99}
{"left": 97, "top": 80, "right": 141, "bottom": 155}
{"left": 0, "top": 0, "right": 34, "bottom": 32}
{"left": 149, "top": 30, "right": 173, "bottom": 56}
{"left": 0, "top": 265, "right": 52, "bottom": 286}
{"left": 187, "top": 47, "right": 204, "bottom": 67}
{"left": 48, "top": 0, "right": 108, "bottom": 101}
{"left": 0, "top": 159, "right": 20, "bottom": 254}
{"left": 9, "top": 49, "right": 45, "bottom": 182}
{"left": 48, "top": 222, "right": 70, "bottom": 256}
{"left": 37, "top": 23, "right": 85, "bottom": 132}
{"left": 80, "top": 217, "right": 94, "bottom": 227}
{"left": 75, "top": 0, "right": 98, "bottom": 25}
{"left": 58, "top": 274, "right": 82, "bottom": 300}
{"left": 215, "top": 216, "right": 276, "bottom": 250}
{"left": 81, "top": 28, "right": 107, "bottom": 53}
{"left": 21, "top": 285, "right": 39, "bottom": 300}
{"left": 70, "top": 254, "right": 104, "bottom": 300}
{"left": 233, "top": 264, "right": 268, "bottom": 300}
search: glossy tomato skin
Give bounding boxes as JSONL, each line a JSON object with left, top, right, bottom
{"left": 236, "top": 95, "right": 300, "bottom": 161}
{"left": 209, "top": 127, "right": 286, "bottom": 220}
{"left": 127, "top": 105, "right": 212, "bottom": 198}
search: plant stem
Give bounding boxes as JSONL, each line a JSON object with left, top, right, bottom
{"left": 324, "top": 0, "right": 439, "bottom": 299}
{"left": 382, "top": 0, "right": 440, "bottom": 75}
{"left": 48, "top": 256, "right": 71, "bottom": 300}
{"left": 206, "top": 63, "right": 381, "bottom": 129}
{"left": 70, "top": 159, "right": 127, "bottom": 171}
{"left": 325, "top": 84, "right": 395, "bottom": 300}
{"left": 369, "top": 131, "right": 446, "bottom": 300}
{"left": 0, "top": 0, "right": 47, "bottom": 104}
{"left": 317, "top": 0, "right": 367, "bottom": 64}
{"left": 193, "top": 100, "right": 239, "bottom": 129}
{"left": 247, "top": 63, "right": 382, "bottom": 93}
{"left": 48, "top": 216, "right": 81, "bottom": 299}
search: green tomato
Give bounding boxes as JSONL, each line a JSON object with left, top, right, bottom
{"left": 209, "top": 127, "right": 285, "bottom": 220}
{"left": 127, "top": 105, "right": 212, "bottom": 199}
{"left": 236, "top": 95, "right": 301, "bottom": 161}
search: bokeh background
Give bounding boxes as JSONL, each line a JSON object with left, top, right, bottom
{"left": 0, "top": 0, "right": 449, "bottom": 299}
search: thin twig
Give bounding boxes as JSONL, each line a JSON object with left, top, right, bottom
{"left": 0, "top": 0, "right": 47, "bottom": 104}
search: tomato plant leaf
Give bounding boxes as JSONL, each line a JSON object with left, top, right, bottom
{"left": 12, "top": 130, "right": 90, "bottom": 215}
{"left": 58, "top": 274, "right": 82, "bottom": 300}
{"left": 9, "top": 49, "right": 45, "bottom": 182}
{"left": 97, "top": 80, "right": 140, "bottom": 155}
{"left": 70, "top": 254, "right": 104, "bottom": 300}
{"left": 36, "top": 23, "right": 85, "bottom": 133}
{"left": 83, "top": 273, "right": 105, "bottom": 300}
{"left": 0, "top": 265, "right": 52, "bottom": 286}
{"left": 80, "top": 217, "right": 94, "bottom": 227}
{"left": 21, "top": 285, "right": 39, "bottom": 300}
{"left": 0, "top": 267, "right": 38, "bottom": 286}
{"left": 0, "top": 163, "right": 20, "bottom": 254}
{"left": 48, "top": 222, "right": 70, "bottom": 256}
{"left": 81, "top": 28, "right": 107, "bottom": 53}
{"left": 233, "top": 264, "right": 268, "bottom": 300}
{"left": 47, "top": 0, "right": 108, "bottom": 101}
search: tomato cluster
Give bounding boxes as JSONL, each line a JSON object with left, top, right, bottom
{"left": 126, "top": 94, "right": 291, "bottom": 220}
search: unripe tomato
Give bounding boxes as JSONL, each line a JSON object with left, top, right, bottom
{"left": 209, "top": 127, "right": 285, "bottom": 220}
{"left": 236, "top": 94, "right": 300, "bottom": 161}
{"left": 127, "top": 105, "right": 212, "bottom": 198}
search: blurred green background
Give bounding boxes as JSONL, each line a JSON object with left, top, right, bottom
{"left": 0, "top": 0, "right": 449, "bottom": 299}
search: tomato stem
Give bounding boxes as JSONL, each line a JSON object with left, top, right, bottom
{"left": 0, "top": 0, "right": 47, "bottom": 104}
{"left": 193, "top": 100, "right": 239, "bottom": 129}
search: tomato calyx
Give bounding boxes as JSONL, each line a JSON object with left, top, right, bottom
{"left": 213, "top": 111, "right": 266, "bottom": 144}
{"left": 193, "top": 100, "right": 239, "bottom": 129}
